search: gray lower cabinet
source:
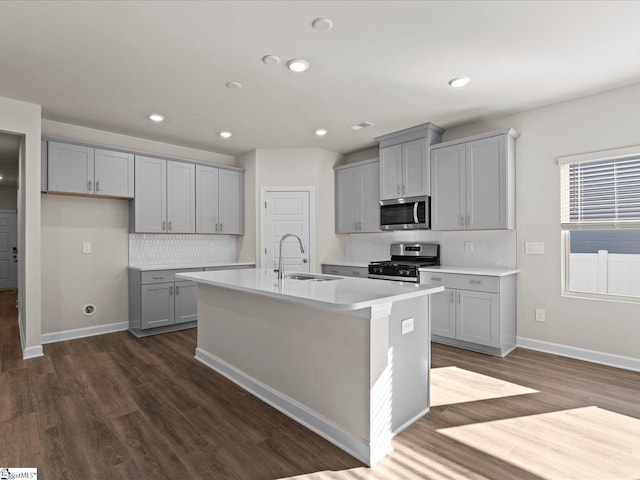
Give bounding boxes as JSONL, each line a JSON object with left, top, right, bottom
{"left": 321, "top": 264, "right": 368, "bottom": 278}
{"left": 422, "top": 271, "right": 516, "bottom": 356}
{"left": 129, "top": 265, "right": 253, "bottom": 336}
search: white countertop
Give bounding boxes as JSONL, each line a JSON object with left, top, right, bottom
{"left": 177, "top": 268, "right": 443, "bottom": 311}
{"left": 321, "top": 260, "right": 370, "bottom": 268}
{"left": 128, "top": 262, "right": 255, "bottom": 272}
{"left": 419, "top": 266, "right": 519, "bottom": 277}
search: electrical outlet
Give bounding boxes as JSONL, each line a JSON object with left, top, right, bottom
{"left": 465, "top": 242, "right": 474, "bottom": 253}
{"left": 401, "top": 317, "right": 414, "bottom": 335}
{"left": 525, "top": 242, "right": 545, "bottom": 254}
{"left": 535, "top": 308, "right": 546, "bottom": 322}
{"left": 82, "top": 242, "right": 92, "bottom": 254}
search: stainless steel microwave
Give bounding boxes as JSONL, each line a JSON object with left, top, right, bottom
{"left": 380, "top": 196, "right": 429, "bottom": 230}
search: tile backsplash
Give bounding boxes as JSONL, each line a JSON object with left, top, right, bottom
{"left": 129, "top": 234, "right": 237, "bottom": 266}
{"left": 347, "top": 230, "right": 517, "bottom": 268}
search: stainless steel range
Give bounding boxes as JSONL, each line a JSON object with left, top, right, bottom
{"left": 368, "top": 243, "right": 440, "bottom": 282}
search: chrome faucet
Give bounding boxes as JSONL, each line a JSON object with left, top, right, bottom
{"left": 276, "top": 233, "right": 306, "bottom": 279}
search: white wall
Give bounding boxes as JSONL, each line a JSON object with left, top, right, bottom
{"left": 442, "top": 81, "right": 640, "bottom": 360}
{"left": 239, "top": 148, "right": 346, "bottom": 272}
{"left": 41, "top": 120, "right": 237, "bottom": 336}
{"left": 0, "top": 96, "right": 41, "bottom": 357}
{"left": 41, "top": 195, "right": 129, "bottom": 334}
{"left": 0, "top": 186, "right": 17, "bottom": 210}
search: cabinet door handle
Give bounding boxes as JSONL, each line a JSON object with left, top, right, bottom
{"left": 469, "top": 280, "right": 482, "bottom": 285}
{"left": 176, "top": 285, "right": 180, "bottom": 295}
{"left": 466, "top": 215, "right": 471, "bottom": 228}
{"left": 220, "top": 223, "right": 223, "bottom": 232}
{"left": 162, "top": 221, "right": 166, "bottom": 231}
{"left": 354, "top": 221, "right": 358, "bottom": 231}
{"left": 168, "top": 221, "right": 172, "bottom": 231}
{"left": 456, "top": 291, "right": 461, "bottom": 304}
{"left": 330, "top": 269, "right": 338, "bottom": 274}
{"left": 152, "top": 276, "right": 165, "bottom": 279}
{"left": 352, "top": 271, "right": 359, "bottom": 276}
{"left": 431, "top": 277, "right": 442, "bottom": 282}
{"left": 215, "top": 223, "right": 219, "bottom": 232}
{"left": 450, "top": 291, "right": 455, "bottom": 303}
{"left": 95, "top": 181, "right": 100, "bottom": 192}
{"left": 169, "top": 286, "right": 173, "bottom": 296}
{"left": 87, "top": 180, "right": 92, "bottom": 192}
{"left": 397, "top": 184, "right": 400, "bottom": 194}
{"left": 459, "top": 215, "right": 464, "bottom": 227}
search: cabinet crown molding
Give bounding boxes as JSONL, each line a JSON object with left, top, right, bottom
{"left": 431, "top": 128, "right": 520, "bottom": 151}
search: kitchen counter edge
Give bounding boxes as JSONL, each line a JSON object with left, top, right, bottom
{"left": 128, "top": 262, "right": 256, "bottom": 272}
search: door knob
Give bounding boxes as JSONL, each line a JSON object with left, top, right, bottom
{"left": 303, "top": 258, "right": 308, "bottom": 263}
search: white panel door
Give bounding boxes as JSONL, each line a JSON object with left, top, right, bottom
{"left": 431, "top": 144, "right": 466, "bottom": 231}
{"left": 134, "top": 156, "right": 167, "bottom": 233}
{"left": 218, "top": 169, "right": 243, "bottom": 234}
{"left": 196, "top": 165, "right": 219, "bottom": 233}
{"left": 48, "top": 142, "right": 94, "bottom": 194}
{"left": 262, "top": 190, "right": 310, "bottom": 273}
{"left": 94, "top": 149, "right": 134, "bottom": 197}
{"left": 403, "top": 138, "right": 428, "bottom": 197}
{"left": 0, "top": 212, "right": 17, "bottom": 290}
{"left": 466, "top": 135, "right": 506, "bottom": 229}
{"left": 167, "top": 161, "right": 195, "bottom": 233}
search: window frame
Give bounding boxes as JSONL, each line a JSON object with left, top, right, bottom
{"left": 559, "top": 145, "right": 640, "bottom": 303}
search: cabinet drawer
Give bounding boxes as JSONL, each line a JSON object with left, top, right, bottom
{"left": 421, "top": 272, "right": 499, "bottom": 293}
{"left": 141, "top": 268, "right": 203, "bottom": 284}
{"left": 322, "top": 265, "right": 368, "bottom": 278}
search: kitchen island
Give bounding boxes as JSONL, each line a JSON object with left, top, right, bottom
{"left": 176, "top": 268, "right": 443, "bottom": 466}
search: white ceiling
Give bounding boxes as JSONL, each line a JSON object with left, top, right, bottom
{"left": 1, "top": 1, "right": 640, "bottom": 157}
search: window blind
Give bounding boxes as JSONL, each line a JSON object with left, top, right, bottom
{"left": 560, "top": 155, "right": 640, "bottom": 229}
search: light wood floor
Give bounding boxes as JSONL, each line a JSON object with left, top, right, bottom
{"left": 1, "top": 289, "right": 639, "bottom": 479}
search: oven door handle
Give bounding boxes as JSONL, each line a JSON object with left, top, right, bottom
{"left": 413, "top": 202, "right": 419, "bottom": 224}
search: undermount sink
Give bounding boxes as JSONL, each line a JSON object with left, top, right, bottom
{"left": 286, "top": 273, "right": 340, "bottom": 282}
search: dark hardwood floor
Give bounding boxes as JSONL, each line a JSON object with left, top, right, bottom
{"left": 1, "top": 289, "right": 639, "bottom": 479}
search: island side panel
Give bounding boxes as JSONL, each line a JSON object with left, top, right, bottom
{"left": 388, "top": 295, "right": 430, "bottom": 433}
{"left": 196, "top": 284, "right": 371, "bottom": 443}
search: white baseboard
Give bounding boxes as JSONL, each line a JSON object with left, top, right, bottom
{"left": 517, "top": 337, "right": 640, "bottom": 373}
{"left": 17, "top": 310, "right": 44, "bottom": 359}
{"left": 41, "top": 321, "right": 128, "bottom": 344}
{"left": 195, "top": 347, "right": 372, "bottom": 465}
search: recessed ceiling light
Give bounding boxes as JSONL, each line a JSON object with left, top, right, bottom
{"left": 312, "top": 18, "right": 333, "bottom": 31}
{"left": 448, "top": 76, "right": 471, "bottom": 88}
{"left": 287, "top": 59, "right": 309, "bottom": 73}
{"left": 315, "top": 128, "right": 328, "bottom": 136}
{"left": 0, "top": 176, "right": 3, "bottom": 180}
{"left": 262, "top": 55, "right": 281, "bottom": 65}
{"left": 350, "top": 122, "right": 374, "bottom": 131}
{"left": 219, "top": 131, "right": 232, "bottom": 139}
{"left": 226, "top": 81, "right": 242, "bottom": 90}
{"left": 148, "top": 113, "right": 165, "bottom": 122}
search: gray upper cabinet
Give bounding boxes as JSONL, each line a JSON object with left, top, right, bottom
{"left": 196, "top": 165, "right": 219, "bottom": 233}
{"left": 431, "top": 129, "right": 519, "bottom": 231}
{"left": 133, "top": 156, "right": 196, "bottom": 233}
{"left": 196, "top": 165, "right": 243, "bottom": 235}
{"left": 134, "top": 155, "right": 167, "bottom": 233}
{"left": 218, "top": 169, "right": 243, "bottom": 234}
{"left": 47, "top": 141, "right": 133, "bottom": 198}
{"left": 335, "top": 159, "right": 380, "bottom": 233}
{"left": 376, "top": 122, "right": 444, "bottom": 201}
{"left": 166, "top": 160, "right": 195, "bottom": 233}
{"left": 94, "top": 149, "right": 134, "bottom": 197}
{"left": 48, "top": 142, "right": 95, "bottom": 194}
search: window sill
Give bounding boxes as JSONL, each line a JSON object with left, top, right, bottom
{"left": 562, "top": 290, "right": 640, "bottom": 305}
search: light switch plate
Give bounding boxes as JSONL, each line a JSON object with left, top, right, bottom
{"left": 535, "top": 308, "right": 546, "bottom": 322}
{"left": 525, "top": 242, "right": 545, "bottom": 254}
{"left": 401, "top": 317, "right": 414, "bottom": 335}
{"left": 465, "top": 241, "right": 474, "bottom": 253}
{"left": 82, "top": 242, "right": 92, "bottom": 254}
